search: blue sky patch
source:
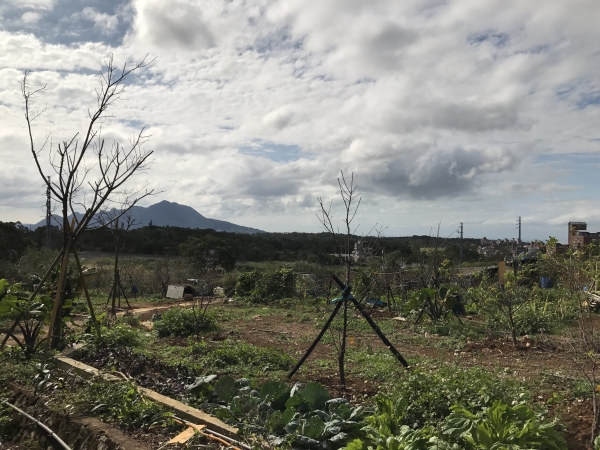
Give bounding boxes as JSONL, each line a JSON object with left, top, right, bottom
{"left": 0, "top": 0, "right": 131, "bottom": 46}
{"left": 238, "top": 141, "right": 303, "bottom": 162}
{"left": 467, "top": 31, "right": 509, "bottom": 48}
{"left": 534, "top": 153, "right": 600, "bottom": 199}
{"left": 577, "top": 92, "right": 600, "bottom": 109}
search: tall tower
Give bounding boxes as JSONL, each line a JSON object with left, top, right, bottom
{"left": 517, "top": 216, "right": 521, "bottom": 244}
{"left": 46, "top": 175, "right": 51, "bottom": 247}
{"left": 459, "top": 222, "right": 463, "bottom": 266}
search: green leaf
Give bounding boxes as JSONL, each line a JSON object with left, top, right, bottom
{"left": 259, "top": 380, "right": 290, "bottom": 411}
{"left": 301, "top": 382, "right": 330, "bottom": 410}
{"left": 214, "top": 376, "right": 237, "bottom": 403}
{"left": 185, "top": 374, "right": 217, "bottom": 396}
{"left": 286, "top": 393, "right": 308, "bottom": 412}
{"left": 298, "top": 415, "right": 325, "bottom": 440}
{"left": 345, "top": 439, "right": 367, "bottom": 450}
{"left": 439, "top": 287, "right": 449, "bottom": 300}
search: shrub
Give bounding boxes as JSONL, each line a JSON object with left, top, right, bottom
{"left": 118, "top": 313, "right": 141, "bottom": 328}
{"left": 153, "top": 306, "right": 216, "bottom": 337}
{"left": 235, "top": 268, "right": 296, "bottom": 303}
{"left": 218, "top": 272, "right": 239, "bottom": 296}
{"left": 235, "top": 270, "right": 262, "bottom": 297}
{"left": 91, "top": 323, "right": 143, "bottom": 348}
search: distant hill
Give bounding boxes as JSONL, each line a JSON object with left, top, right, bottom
{"left": 31, "top": 200, "right": 264, "bottom": 234}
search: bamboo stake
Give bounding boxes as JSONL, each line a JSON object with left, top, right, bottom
{"left": 72, "top": 248, "right": 97, "bottom": 323}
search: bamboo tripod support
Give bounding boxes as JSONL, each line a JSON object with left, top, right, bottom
{"left": 287, "top": 274, "right": 409, "bottom": 380}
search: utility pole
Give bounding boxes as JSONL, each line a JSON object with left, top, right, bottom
{"left": 46, "top": 175, "right": 51, "bottom": 248}
{"left": 459, "top": 222, "right": 464, "bottom": 266}
{"left": 517, "top": 216, "right": 522, "bottom": 244}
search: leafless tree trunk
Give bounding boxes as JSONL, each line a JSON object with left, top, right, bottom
{"left": 20, "top": 55, "right": 155, "bottom": 351}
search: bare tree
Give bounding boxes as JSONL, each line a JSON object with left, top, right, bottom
{"left": 553, "top": 249, "right": 600, "bottom": 447}
{"left": 288, "top": 173, "right": 408, "bottom": 384}
{"left": 316, "top": 171, "right": 383, "bottom": 387}
{"left": 20, "top": 55, "right": 155, "bottom": 350}
{"left": 98, "top": 209, "right": 138, "bottom": 315}
{"left": 570, "top": 303, "right": 600, "bottom": 448}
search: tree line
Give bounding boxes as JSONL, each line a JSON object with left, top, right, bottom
{"left": 1, "top": 221, "right": 484, "bottom": 271}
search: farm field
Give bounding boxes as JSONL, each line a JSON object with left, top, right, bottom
{"left": 3, "top": 242, "right": 600, "bottom": 450}
{"left": 2, "top": 291, "right": 595, "bottom": 449}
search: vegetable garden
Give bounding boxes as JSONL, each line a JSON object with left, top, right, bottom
{"left": 2, "top": 244, "right": 600, "bottom": 449}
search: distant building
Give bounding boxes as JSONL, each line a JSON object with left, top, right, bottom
{"left": 528, "top": 241, "right": 543, "bottom": 255}
{"left": 568, "top": 222, "right": 600, "bottom": 247}
{"left": 333, "top": 240, "right": 372, "bottom": 262}
{"left": 547, "top": 243, "right": 568, "bottom": 255}
{"left": 353, "top": 240, "right": 371, "bottom": 261}
{"left": 477, "top": 246, "right": 499, "bottom": 257}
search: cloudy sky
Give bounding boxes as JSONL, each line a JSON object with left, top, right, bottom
{"left": 1, "top": 0, "right": 600, "bottom": 241}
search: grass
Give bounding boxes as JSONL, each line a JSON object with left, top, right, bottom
{"left": 136, "top": 336, "right": 294, "bottom": 378}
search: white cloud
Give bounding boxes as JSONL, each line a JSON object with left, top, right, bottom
{"left": 9, "top": 0, "right": 55, "bottom": 10}
{"left": 76, "top": 7, "right": 119, "bottom": 35}
{"left": 21, "top": 11, "right": 42, "bottom": 24}
{"left": 129, "top": 0, "right": 215, "bottom": 49}
{"left": 1, "top": 0, "right": 600, "bottom": 239}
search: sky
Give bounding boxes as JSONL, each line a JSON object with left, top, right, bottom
{"left": 1, "top": 0, "right": 600, "bottom": 242}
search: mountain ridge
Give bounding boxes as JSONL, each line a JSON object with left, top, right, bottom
{"left": 31, "top": 200, "right": 264, "bottom": 234}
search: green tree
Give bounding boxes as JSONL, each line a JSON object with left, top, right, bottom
{"left": 181, "top": 235, "right": 236, "bottom": 273}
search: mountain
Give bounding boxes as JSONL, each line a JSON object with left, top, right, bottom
{"left": 31, "top": 200, "right": 264, "bottom": 234}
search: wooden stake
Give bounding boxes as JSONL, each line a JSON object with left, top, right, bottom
{"left": 72, "top": 248, "right": 96, "bottom": 323}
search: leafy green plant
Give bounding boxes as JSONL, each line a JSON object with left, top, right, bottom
{"left": 348, "top": 394, "right": 434, "bottom": 450}
{"left": 87, "top": 381, "right": 174, "bottom": 431}
{"left": 0, "top": 280, "right": 52, "bottom": 356}
{"left": 87, "top": 323, "right": 143, "bottom": 348}
{"left": 188, "top": 376, "right": 366, "bottom": 449}
{"left": 388, "top": 364, "right": 527, "bottom": 428}
{"left": 441, "top": 401, "right": 566, "bottom": 450}
{"left": 153, "top": 306, "right": 216, "bottom": 337}
{"left": 347, "top": 398, "right": 566, "bottom": 450}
